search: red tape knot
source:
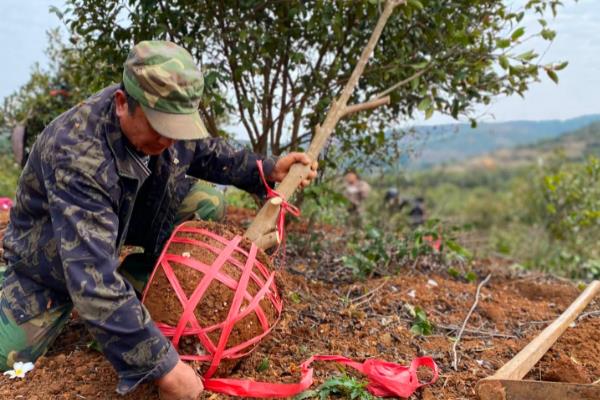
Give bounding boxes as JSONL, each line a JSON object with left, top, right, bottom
{"left": 256, "top": 160, "right": 300, "bottom": 246}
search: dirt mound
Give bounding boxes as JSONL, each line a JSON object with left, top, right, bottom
{"left": 514, "top": 280, "right": 579, "bottom": 304}
{"left": 143, "top": 220, "right": 279, "bottom": 376}
{"left": 540, "top": 353, "right": 592, "bottom": 383}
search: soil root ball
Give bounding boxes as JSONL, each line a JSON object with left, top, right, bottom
{"left": 143, "top": 221, "right": 281, "bottom": 376}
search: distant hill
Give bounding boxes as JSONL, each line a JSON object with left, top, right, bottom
{"left": 437, "top": 120, "right": 600, "bottom": 173}
{"left": 405, "top": 114, "right": 600, "bottom": 168}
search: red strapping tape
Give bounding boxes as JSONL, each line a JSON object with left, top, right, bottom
{"left": 142, "top": 224, "right": 283, "bottom": 370}
{"left": 256, "top": 159, "right": 300, "bottom": 248}
{"left": 143, "top": 223, "right": 439, "bottom": 398}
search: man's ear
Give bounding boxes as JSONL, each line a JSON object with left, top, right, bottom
{"left": 114, "top": 89, "right": 128, "bottom": 118}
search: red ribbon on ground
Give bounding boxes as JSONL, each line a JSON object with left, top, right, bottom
{"left": 204, "top": 355, "right": 438, "bottom": 398}
{"left": 256, "top": 159, "right": 300, "bottom": 247}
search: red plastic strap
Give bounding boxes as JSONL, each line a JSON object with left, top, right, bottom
{"left": 423, "top": 232, "right": 442, "bottom": 252}
{"left": 204, "top": 355, "right": 439, "bottom": 398}
{"left": 256, "top": 160, "right": 300, "bottom": 247}
{"left": 141, "top": 224, "right": 282, "bottom": 376}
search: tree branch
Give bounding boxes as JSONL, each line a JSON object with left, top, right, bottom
{"left": 342, "top": 96, "right": 390, "bottom": 117}
{"left": 374, "top": 65, "right": 431, "bottom": 99}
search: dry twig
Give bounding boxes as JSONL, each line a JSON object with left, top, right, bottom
{"left": 451, "top": 274, "right": 492, "bottom": 371}
{"left": 577, "top": 310, "right": 600, "bottom": 321}
{"left": 437, "top": 323, "right": 516, "bottom": 339}
{"left": 350, "top": 278, "right": 389, "bottom": 305}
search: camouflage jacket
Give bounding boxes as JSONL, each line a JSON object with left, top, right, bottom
{"left": 1, "top": 84, "right": 275, "bottom": 394}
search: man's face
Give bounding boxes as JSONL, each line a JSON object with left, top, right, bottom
{"left": 115, "top": 90, "right": 175, "bottom": 155}
{"left": 345, "top": 173, "right": 358, "bottom": 185}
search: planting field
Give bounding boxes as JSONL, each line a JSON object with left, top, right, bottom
{"left": 1, "top": 208, "right": 599, "bottom": 399}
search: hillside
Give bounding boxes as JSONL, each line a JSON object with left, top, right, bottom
{"left": 406, "top": 114, "right": 600, "bottom": 168}
{"left": 438, "top": 120, "right": 600, "bottom": 173}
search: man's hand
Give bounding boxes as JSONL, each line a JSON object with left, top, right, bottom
{"left": 157, "top": 360, "right": 204, "bottom": 400}
{"left": 269, "top": 152, "right": 318, "bottom": 187}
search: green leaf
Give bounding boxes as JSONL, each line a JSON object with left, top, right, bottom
{"left": 446, "top": 239, "right": 473, "bottom": 259}
{"left": 451, "top": 99, "right": 460, "bottom": 119}
{"left": 411, "top": 61, "right": 429, "bottom": 69}
{"left": 49, "top": 5, "right": 63, "bottom": 19}
{"left": 408, "top": 0, "right": 424, "bottom": 10}
{"left": 499, "top": 55, "right": 509, "bottom": 70}
{"left": 447, "top": 267, "right": 461, "bottom": 279}
{"left": 87, "top": 340, "right": 102, "bottom": 352}
{"left": 294, "top": 390, "right": 318, "bottom": 400}
{"left": 546, "top": 69, "right": 559, "bottom": 84}
{"left": 425, "top": 106, "right": 434, "bottom": 120}
{"left": 411, "top": 75, "right": 420, "bottom": 91}
{"left": 289, "top": 292, "right": 302, "bottom": 304}
{"left": 516, "top": 50, "right": 537, "bottom": 62}
{"left": 410, "top": 324, "right": 424, "bottom": 335}
{"left": 418, "top": 97, "right": 432, "bottom": 111}
{"left": 497, "top": 38, "right": 511, "bottom": 49}
{"left": 554, "top": 61, "right": 569, "bottom": 71}
{"left": 511, "top": 27, "right": 526, "bottom": 41}
{"left": 256, "top": 357, "right": 270, "bottom": 372}
{"left": 464, "top": 271, "right": 478, "bottom": 283}
{"left": 541, "top": 28, "right": 556, "bottom": 41}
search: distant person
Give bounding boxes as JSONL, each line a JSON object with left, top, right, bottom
{"left": 343, "top": 171, "right": 371, "bottom": 225}
{"left": 383, "top": 187, "right": 411, "bottom": 212}
{"left": 408, "top": 196, "right": 426, "bottom": 227}
{"left": 383, "top": 189, "right": 426, "bottom": 228}
{"left": 384, "top": 187, "right": 399, "bottom": 205}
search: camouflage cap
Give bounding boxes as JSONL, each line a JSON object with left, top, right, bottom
{"left": 123, "top": 40, "right": 208, "bottom": 140}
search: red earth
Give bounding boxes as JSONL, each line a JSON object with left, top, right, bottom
{"left": 0, "top": 207, "right": 599, "bottom": 399}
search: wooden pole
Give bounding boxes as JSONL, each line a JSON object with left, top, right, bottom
{"left": 486, "top": 280, "right": 600, "bottom": 381}
{"left": 245, "top": 0, "right": 403, "bottom": 248}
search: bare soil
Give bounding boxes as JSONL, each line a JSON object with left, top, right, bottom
{"left": 1, "top": 207, "right": 599, "bottom": 399}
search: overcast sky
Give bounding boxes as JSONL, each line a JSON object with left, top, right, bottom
{"left": 1, "top": 0, "right": 598, "bottom": 126}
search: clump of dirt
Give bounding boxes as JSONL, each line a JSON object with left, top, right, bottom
{"left": 540, "top": 353, "right": 592, "bottom": 383}
{"left": 528, "top": 313, "right": 600, "bottom": 384}
{"left": 143, "top": 220, "right": 279, "bottom": 377}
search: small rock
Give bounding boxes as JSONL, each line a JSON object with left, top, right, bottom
{"left": 427, "top": 279, "right": 438, "bottom": 287}
{"left": 380, "top": 332, "right": 393, "bottom": 346}
{"left": 54, "top": 354, "right": 67, "bottom": 364}
{"left": 422, "top": 387, "right": 436, "bottom": 400}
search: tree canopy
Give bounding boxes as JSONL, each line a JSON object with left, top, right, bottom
{"left": 3, "top": 0, "right": 571, "bottom": 166}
